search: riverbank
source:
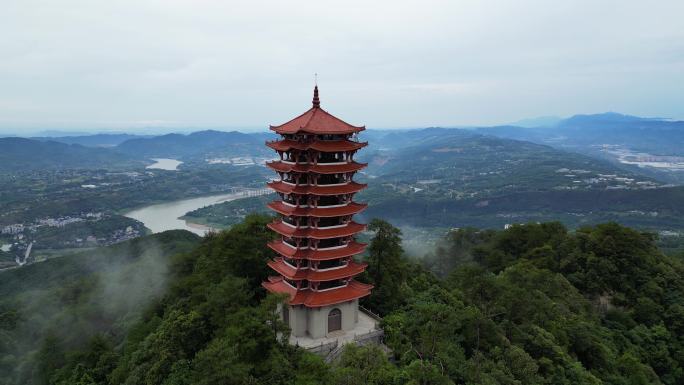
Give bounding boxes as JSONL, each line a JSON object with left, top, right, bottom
{"left": 181, "top": 193, "right": 273, "bottom": 229}
{"left": 123, "top": 191, "right": 253, "bottom": 236}
{"left": 184, "top": 220, "right": 219, "bottom": 233}
{"left": 181, "top": 217, "right": 231, "bottom": 232}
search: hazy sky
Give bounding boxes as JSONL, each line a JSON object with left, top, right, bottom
{"left": 1, "top": 0, "right": 683, "bottom": 133}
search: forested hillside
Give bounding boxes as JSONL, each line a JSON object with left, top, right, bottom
{"left": 31, "top": 134, "right": 149, "bottom": 148}
{"left": 182, "top": 129, "right": 684, "bottom": 234}
{"left": 2, "top": 215, "right": 683, "bottom": 384}
{"left": 0, "top": 230, "right": 201, "bottom": 385}
{"left": 115, "top": 130, "right": 274, "bottom": 160}
{"left": 479, "top": 113, "right": 684, "bottom": 156}
{"left": 0, "top": 138, "right": 142, "bottom": 171}
{"left": 356, "top": 132, "right": 684, "bottom": 232}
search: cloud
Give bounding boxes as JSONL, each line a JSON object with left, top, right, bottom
{"left": 1, "top": 0, "right": 683, "bottom": 132}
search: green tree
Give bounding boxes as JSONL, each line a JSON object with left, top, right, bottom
{"left": 330, "top": 344, "right": 400, "bottom": 385}
{"left": 364, "top": 219, "right": 408, "bottom": 315}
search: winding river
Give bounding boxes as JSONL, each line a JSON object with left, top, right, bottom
{"left": 146, "top": 158, "right": 183, "bottom": 171}
{"left": 123, "top": 193, "right": 244, "bottom": 236}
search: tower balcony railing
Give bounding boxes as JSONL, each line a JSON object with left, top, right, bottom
{"left": 316, "top": 201, "right": 349, "bottom": 208}
{"left": 316, "top": 238, "right": 349, "bottom": 250}
{"left": 269, "top": 134, "right": 358, "bottom": 143}
{"left": 316, "top": 180, "right": 349, "bottom": 186}
{"left": 315, "top": 216, "right": 349, "bottom": 228}
{"left": 280, "top": 237, "right": 351, "bottom": 251}
{"left": 314, "top": 259, "right": 347, "bottom": 271}
{"left": 282, "top": 258, "right": 298, "bottom": 270}
{"left": 314, "top": 280, "right": 348, "bottom": 292}
{"left": 282, "top": 257, "right": 309, "bottom": 270}
{"left": 279, "top": 158, "right": 352, "bottom": 166}
{"left": 281, "top": 200, "right": 301, "bottom": 208}
{"left": 276, "top": 178, "right": 351, "bottom": 187}
{"left": 283, "top": 238, "right": 309, "bottom": 249}
{"left": 280, "top": 201, "right": 314, "bottom": 209}
{"left": 316, "top": 134, "right": 356, "bottom": 142}
{"left": 278, "top": 200, "right": 352, "bottom": 209}
{"left": 279, "top": 218, "right": 351, "bottom": 230}
{"left": 280, "top": 159, "right": 311, "bottom": 165}
{"left": 316, "top": 159, "right": 350, "bottom": 165}
{"left": 281, "top": 217, "right": 302, "bottom": 228}
{"left": 281, "top": 178, "right": 300, "bottom": 186}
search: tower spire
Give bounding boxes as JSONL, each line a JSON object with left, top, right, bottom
{"left": 312, "top": 84, "right": 320, "bottom": 108}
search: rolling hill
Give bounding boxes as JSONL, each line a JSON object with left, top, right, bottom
{"left": 0, "top": 137, "right": 142, "bottom": 171}
{"left": 115, "top": 130, "right": 275, "bottom": 159}
{"left": 31, "top": 133, "right": 150, "bottom": 148}
{"left": 480, "top": 113, "right": 684, "bottom": 156}
{"left": 184, "top": 129, "right": 684, "bottom": 235}
{"left": 357, "top": 130, "right": 683, "bottom": 230}
{"left": 0, "top": 230, "right": 202, "bottom": 381}
{"left": 477, "top": 113, "right": 684, "bottom": 184}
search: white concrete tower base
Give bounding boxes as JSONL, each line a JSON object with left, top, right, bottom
{"left": 283, "top": 300, "right": 382, "bottom": 351}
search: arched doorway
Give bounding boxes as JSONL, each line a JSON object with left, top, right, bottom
{"left": 328, "top": 308, "right": 342, "bottom": 332}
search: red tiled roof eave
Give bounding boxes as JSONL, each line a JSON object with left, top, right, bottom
{"left": 267, "top": 258, "right": 367, "bottom": 282}
{"left": 291, "top": 281, "right": 373, "bottom": 307}
{"left": 266, "top": 161, "right": 367, "bottom": 174}
{"left": 263, "top": 278, "right": 372, "bottom": 307}
{"left": 267, "top": 201, "right": 367, "bottom": 217}
{"left": 270, "top": 107, "right": 365, "bottom": 135}
{"left": 266, "top": 139, "right": 368, "bottom": 152}
{"left": 267, "top": 220, "right": 366, "bottom": 239}
{"left": 267, "top": 240, "right": 367, "bottom": 261}
{"left": 267, "top": 181, "right": 366, "bottom": 196}
{"left": 262, "top": 277, "right": 297, "bottom": 299}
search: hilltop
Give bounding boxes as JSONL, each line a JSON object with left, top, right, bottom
{"left": 115, "top": 130, "right": 275, "bottom": 159}
{"left": 0, "top": 138, "right": 143, "bottom": 171}
{"left": 2, "top": 216, "right": 683, "bottom": 384}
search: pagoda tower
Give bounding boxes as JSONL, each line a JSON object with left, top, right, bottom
{"left": 262, "top": 86, "right": 373, "bottom": 339}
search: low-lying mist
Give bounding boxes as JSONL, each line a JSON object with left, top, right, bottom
{"left": 0, "top": 230, "right": 200, "bottom": 381}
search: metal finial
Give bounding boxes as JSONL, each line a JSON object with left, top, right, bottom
{"left": 312, "top": 84, "right": 320, "bottom": 108}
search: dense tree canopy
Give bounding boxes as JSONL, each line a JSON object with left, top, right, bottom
{"left": 2, "top": 217, "right": 683, "bottom": 384}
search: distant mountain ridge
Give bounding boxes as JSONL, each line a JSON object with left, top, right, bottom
{"left": 355, "top": 128, "right": 684, "bottom": 231}
{"left": 31, "top": 133, "right": 151, "bottom": 147}
{"left": 482, "top": 112, "right": 684, "bottom": 155}
{"left": 509, "top": 115, "right": 562, "bottom": 128}
{"left": 115, "top": 130, "right": 276, "bottom": 159}
{"left": 559, "top": 112, "right": 669, "bottom": 125}
{"left": 361, "top": 129, "right": 657, "bottom": 195}
{"left": 0, "top": 138, "right": 142, "bottom": 171}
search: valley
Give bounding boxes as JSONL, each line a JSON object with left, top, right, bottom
{"left": 0, "top": 147, "right": 270, "bottom": 267}
{"left": 3, "top": 4, "right": 682, "bottom": 383}
{"left": 1, "top": 116, "right": 684, "bottom": 383}
{"left": 124, "top": 188, "right": 271, "bottom": 235}
{"left": 181, "top": 121, "right": 684, "bottom": 255}
{"left": 2, "top": 113, "right": 684, "bottom": 269}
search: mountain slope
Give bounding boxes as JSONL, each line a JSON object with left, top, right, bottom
{"left": 0, "top": 230, "right": 201, "bottom": 381}
{"left": 3, "top": 216, "right": 683, "bottom": 384}
{"left": 363, "top": 132, "right": 659, "bottom": 196}
{"left": 190, "top": 129, "right": 684, "bottom": 233}
{"left": 356, "top": 131, "right": 684, "bottom": 230}
{"left": 0, "top": 138, "right": 142, "bottom": 171}
{"left": 116, "top": 130, "right": 275, "bottom": 159}
{"left": 31, "top": 134, "right": 150, "bottom": 148}
{"left": 479, "top": 112, "right": 684, "bottom": 156}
